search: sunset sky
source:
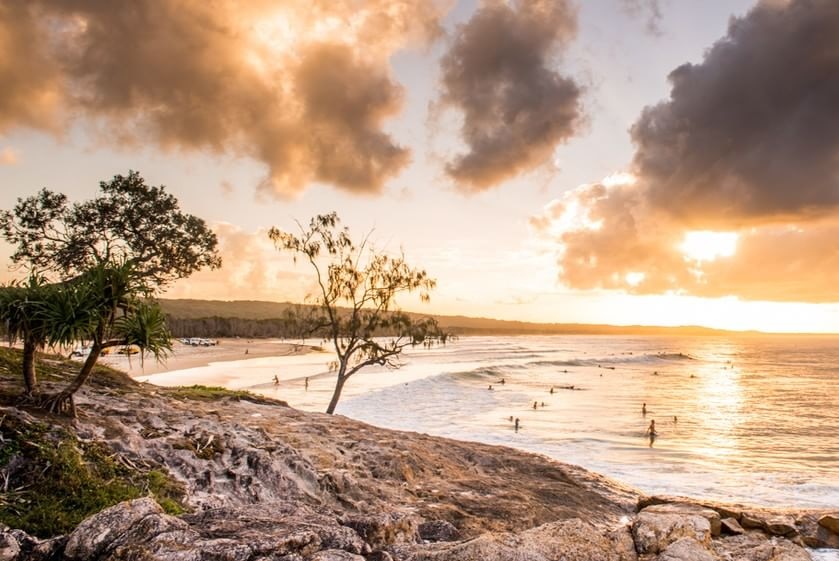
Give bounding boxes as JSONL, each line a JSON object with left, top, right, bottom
{"left": 2, "top": 0, "right": 839, "bottom": 333}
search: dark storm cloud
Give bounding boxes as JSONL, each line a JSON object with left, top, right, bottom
{"left": 0, "top": 0, "right": 445, "bottom": 196}
{"left": 439, "top": 0, "right": 583, "bottom": 191}
{"left": 632, "top": 0, "right": 839, "bottom": 226}
{"left": 533, "top": 0, "right": 839, "bottom": 302}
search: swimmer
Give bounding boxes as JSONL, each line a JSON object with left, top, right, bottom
{"left": 540, "top": 401, "right": 546, "bottom": 407}
{"left": 550, "top": 387, "right": 554, "bottom": 394}
{"left": 498, "top": 378, "right": 506, "bottom": 385}
{"left": 533, "top": 401, "right": 538, "bottom": 410}
{"left": 488, "top": 384, "right": 494, "bottom": 390}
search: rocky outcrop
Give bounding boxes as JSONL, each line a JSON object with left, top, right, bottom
{"left": 0, "top": 367, "right": 837, "bottom": 561}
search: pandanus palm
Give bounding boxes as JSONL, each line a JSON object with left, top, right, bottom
{"left": 40, "top": 261, "right": 172, "bottom": 416}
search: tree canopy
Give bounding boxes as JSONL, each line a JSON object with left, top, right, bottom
{"left": 270, "top": 213, "right": 448, "bottom": 414}
{"left": 0, "top": 170, "right": 221, "bottom": 287}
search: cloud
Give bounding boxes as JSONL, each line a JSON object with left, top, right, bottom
{"left": 0, "top": 147, "right": 19, "bottom": 165}
{"left": 163, "top": 223, "right": 312, "bottom": 302}
{"left": 0, "top": 0, "right": 449, "bottom": 196}
{"left": 438, "top": 0, "right": 583, "bottom": 191}
{"left": 631, "top": 0, "right": 839, "bottom": 226}
{"left": 533, "top": 0, "right": 839, "bottom": 303}
{"left": 620, "top": 0, "right": 664, "bottom": 36}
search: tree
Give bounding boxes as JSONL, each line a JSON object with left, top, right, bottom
{"left": 0, "top": 171, "right": 220, "bottom": 413}
{"left": 269, "top": 213, "right": 448, "bottom": 414}
{"left": 39, "top": 261, "right": 172, "bottom": 416}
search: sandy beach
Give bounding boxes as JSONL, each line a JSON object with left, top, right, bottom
{"left": 99, "top": 338, "right": 318, "bottom": 377}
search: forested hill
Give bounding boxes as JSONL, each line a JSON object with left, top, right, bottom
{"left": 159, "top": 299, "right": 748, "bottom": 338}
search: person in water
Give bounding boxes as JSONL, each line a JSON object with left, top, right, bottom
{"left": 272, "top": 374, "right": 279, "bottom": 386}
{"left": 645, "top": 419, "right": 657, "bottom": 436}
{"left": 642, "top": 402, "right": 647, "bottom": 415}
{"left": 304, "top": 377, "right": 309, "bottom": 390}
{"left": 514, "top": 418, "right": 520, "bottom": 432}
{"left": 498, "top": 378, "right": 506, "bottom": 385}
{"left": 533, "top": 401, "right": 538, "bottom": 410}
{"left": 549, "top": 386, "right": 554, "bottom": 394}
{"left": 488, "top": 384, "right": 494, "bottom": 390}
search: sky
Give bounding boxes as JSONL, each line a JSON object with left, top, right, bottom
{"left": 2, "top": 0, "right": 839, "bottom": 333}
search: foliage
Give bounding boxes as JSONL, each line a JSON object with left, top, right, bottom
{"left": 0, "top": 415, "right": 186, "bottom": 538}
{"left": 0, "top": 171, "right": 219, "bottom": 412}
{"left": 269, "top": 212, "right": 448, "bottom": 414}
{"left": 0, "top": 170, "right": 221, "bottom": 286}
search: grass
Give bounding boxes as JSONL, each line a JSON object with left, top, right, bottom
{"left": 0, "top": 413, "right": 186, "bottom": 538}
{"left": 166, "top": 384, "right": 287, "bottom": 406}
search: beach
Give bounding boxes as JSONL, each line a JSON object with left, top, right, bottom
{"left": 99, "top": 338, "right": 318, "bottom": 377}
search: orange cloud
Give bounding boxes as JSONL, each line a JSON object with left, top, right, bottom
{"left": 0, "top": 147, "right": 19, "bottom": 165}
{"left": 533, "top": 0, "right": 839, "bottom": 303}
{"left": 0, "top": 0, "right": 449, "bottom": 196}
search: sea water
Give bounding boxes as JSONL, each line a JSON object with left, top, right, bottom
{"left": 144, "top": 335, "right": 839, "bottom": 510}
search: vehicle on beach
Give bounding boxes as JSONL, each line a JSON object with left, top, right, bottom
{"left": 180, "top": 337, "right": 218, "bottom": 347}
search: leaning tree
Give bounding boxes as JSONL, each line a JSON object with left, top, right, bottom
{"left": 269, "top": 213, "right": 448, "bottom": 414}
{"left": 0, "top": 171, "right": 220, "bottom": 412}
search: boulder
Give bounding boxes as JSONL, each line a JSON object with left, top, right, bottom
{"left": 390, "top": 518, "right": 637, "bottom": 561}
{"left": 418, "top": 520, "right": 460, "bottom": 543}
{"left": 64, "top": 497, "right": 186, "bottom": 560}
{"left": 796, "top": 514, "right": 839, "bottom": 548}
{"left": 340, "top": 512, "right": 419, "bottom": 550}
{"left": 632, "top": 510, "right": 711, "bottom": 554}
{"left": 765, "top": 516, "right": 797, "bottom": 537}
{"left": 720, "top": 517, "right": 745, "bottom": 535}
{"left": 711, "top": 533, "right": 811, "bottom": 561}
{"left": 818, "top": 513, "right": 839, "bottom": 535}
{"left": 0, "top": 530, "right": 19, "bottom": 561}
{"left": 740, "top": 511, "right": 768, "bottom": 531}
{"left": 643, "top": 503, "right": 722, "bottom": 537}
{"left": 657, "top": 537, "right": 715, "bottom": 561}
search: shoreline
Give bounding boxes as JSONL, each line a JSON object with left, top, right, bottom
{"left": 99, "top": 338, "right": 319, "bottom": 378}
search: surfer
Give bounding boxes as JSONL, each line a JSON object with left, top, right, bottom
{"left": 497, "top": 378, "right": 506, "bottom": 385}
{"left": 272, "top": 374, "right": 279, "bottom": 386}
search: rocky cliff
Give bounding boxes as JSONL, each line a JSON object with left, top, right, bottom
{"left": 0, "top": 352, "right": 837, "bottom": 561}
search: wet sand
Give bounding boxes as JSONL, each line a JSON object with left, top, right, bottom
{"left": 100, "top": 338, "right": 317, "bottom": 377}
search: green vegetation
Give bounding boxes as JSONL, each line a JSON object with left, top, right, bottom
{"left": 0, "top": 171, "right": 221, "bottom": 415}
{"left": 166, "top": 384, "right": 286, "bottom": 407}
{"left": 270, "top": 213, "right": 448, "bottom": 414}
{"left": 0, "top": 414, "right": 186, "bottom": 538}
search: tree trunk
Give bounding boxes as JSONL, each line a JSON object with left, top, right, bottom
{"left": 21, "top": 339, "right": 38, "bottom": 395}
{"left": 41, "top": 342, "right": 102, "bottom": 416}
{"left": 63, "top": 342, "right": 102, "bottom": 396}
{"left": 326, "top": 373, "right": 348, "bottom": 415}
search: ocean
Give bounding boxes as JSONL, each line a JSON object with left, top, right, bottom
{"left": 145, "top": 335, "right": 839, "bottom": 511}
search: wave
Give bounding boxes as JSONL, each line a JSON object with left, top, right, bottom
{"left": 529, "top": 352, "right": 695, "bottom": 368}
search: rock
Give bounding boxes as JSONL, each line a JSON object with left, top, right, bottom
{"left": 0, "top": 530, "right": 20, "bottom": 561}
{"left": 632, "top": 510, "right": 711, "bottom": 554}
{"left": 796, "top": 514, "right": 839, "bottom": 548}
{"left": 657, "top": 537, "right": 715, "bottom": 561}
{"left": 391, "top": 518, "right": 637, "bottom": 561}
{"left": 418, "top": 520, "right": 460, "bottom": 543}
{"left": 720, "top": 517, "right": 745, "bottom": 535}
{"left": 765, "top": 516, "right": 797, "bottom": 537}
{"left": 366, "top": 552, "right": 394, "bottom": 561}
{"left": 340, "top": 512, "right": 419, "bottom": 549}
{"left": 186, "top": 502, "right": 366, "bottom": 557}
{"left": 63, "top": 497, "right": 176, "bottom": 560}
{"left": 818, "top": 513, "right": 839, "bottom": 534}
{"left": 740, "top": 511, "right": 768, "bottom": 531}
{"left": 309, "top": 550, "right": 366, "bottom": 561}
{"left": 643, "top": 503, "right": 722, "bottom": 537}
{"left": 711, "top": 533, "right": 811, "bottom": 561}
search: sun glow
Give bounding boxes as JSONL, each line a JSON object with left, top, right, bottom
{"left": 679, "top": 231, "right": 738, "bottom": 262}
